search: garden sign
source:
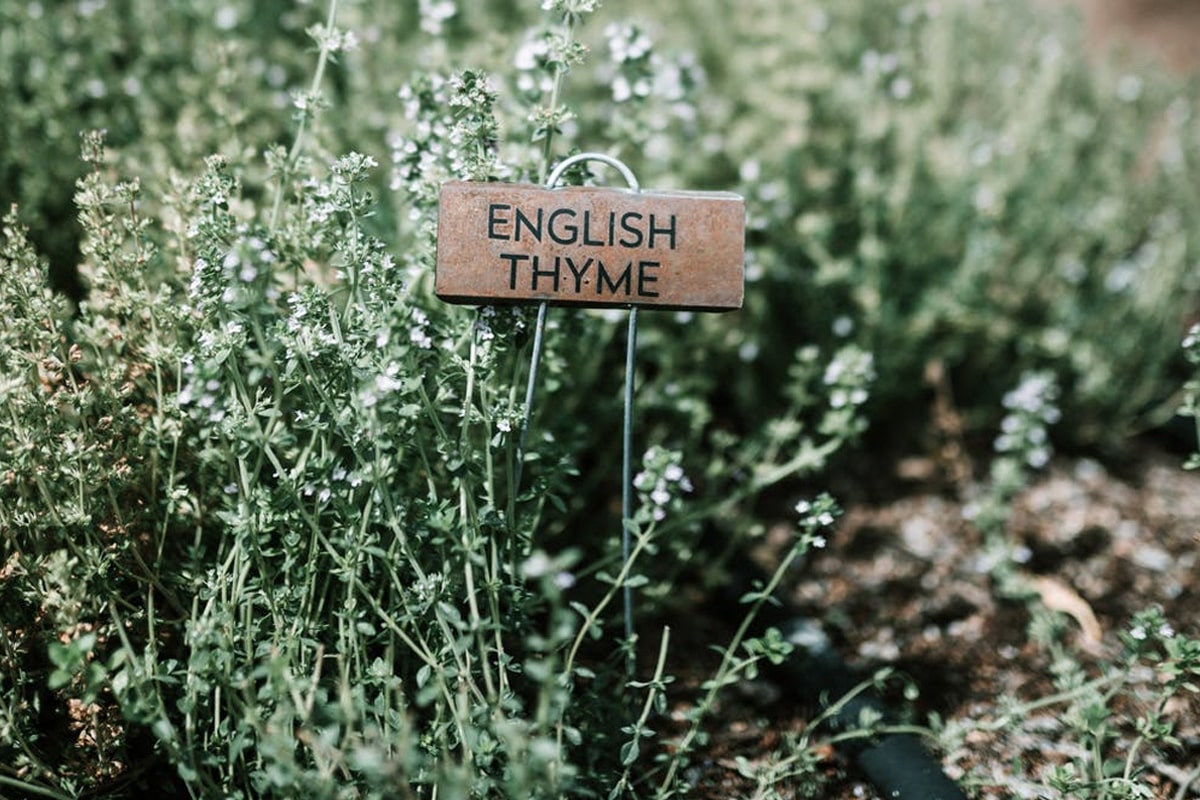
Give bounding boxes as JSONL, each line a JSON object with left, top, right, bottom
{"left": 435, "top": 180, "right": 745, "bottom": 311}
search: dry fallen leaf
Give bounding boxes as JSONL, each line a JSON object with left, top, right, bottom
{"left": 1032, "top": 575, "right": 1104, "bottom": 649}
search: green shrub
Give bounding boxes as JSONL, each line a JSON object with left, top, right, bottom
{"left": 1, "top": 2, "right": 859, "bottom": 797}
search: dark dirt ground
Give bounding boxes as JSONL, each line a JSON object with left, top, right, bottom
{"left": 659, "top": 440, "right": 1200, "bottom": 799}
{"left": 664, "top": 3, "right": 1200, "bottom": 798}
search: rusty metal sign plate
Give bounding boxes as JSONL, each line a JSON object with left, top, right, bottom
{"left": 435, "top": 181, "right": 745, "bottom": 311}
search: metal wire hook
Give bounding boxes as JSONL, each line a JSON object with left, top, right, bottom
{"left": 544, "top": 151, "right": 641, "bottom": 193}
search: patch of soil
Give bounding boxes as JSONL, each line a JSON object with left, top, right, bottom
{"left": 667, "top": 445, "right": 1200, "bottom": 798}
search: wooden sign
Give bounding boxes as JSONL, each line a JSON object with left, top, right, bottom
{"left": 435, "top": 181, "right": 745, "bottom": 311}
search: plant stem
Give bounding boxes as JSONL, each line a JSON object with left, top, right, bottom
{"left": 268, "top": 0, "right": 340, "bottom": 233}
{"left": 656, "top": 539, "right": 808, "bottom": 797}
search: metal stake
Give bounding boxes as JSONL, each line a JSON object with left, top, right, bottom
{"left": 513, "top": 299, "right": 547, "bottom": 498}
{"left": 512, "top": 152, "right": 643, "bottom": 677}
{"left": 622, "top": 305, "right": 639, "bottom": 671}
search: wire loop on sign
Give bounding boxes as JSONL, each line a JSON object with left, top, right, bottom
{"left": 544, "top": 152, "right": 641, "bottom": 193}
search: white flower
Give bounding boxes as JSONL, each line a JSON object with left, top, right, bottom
{"left": 1117, "top": 74, "right": 1142, "bottom": 103}
{"left": 375, "top": 374, "right": 402, "bottom": 393}
{"left": 215, "top": 5, "right": 238, "bottom": 30}
{"left": 418, "top": 0, "right": 456, "bottom": 35}
{"left": 612, "top": 75, "right": 632, "bottom": 103}
{"left": 521, "top": 551, "right": 551, "bottom": 579}
{"left": 410, "top": 328, "right": 432, "bottom": 349}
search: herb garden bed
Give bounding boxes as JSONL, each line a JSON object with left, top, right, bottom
{"left": 3, "top": 0, "right": 1200, "bottom": 798}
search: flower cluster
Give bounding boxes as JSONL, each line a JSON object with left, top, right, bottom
{"left": 541, "top": 0, "right": 599, "bottom": 23}
{"left": 794, "top": 492, "right": 840, "bottom": 552}
{"left": 418, "top": 0, "right": 456, "bottom": 37}
{"left": 816, "top": 345, "right": 874, "bottom": 439}
{"left": 446, "top": 70, "right": 500, "bottom": 181}
{"left": 186, "top": 224, "right": 280, "bottom": 317}
{"left": 389, "top": 69, "right": 500, "bottom": 211}
{"left": 634, "top": 446, "right": 693, "bottom": 523}
{"left": 604, "top": 23, "right": 653, "bottom": 103}
{"left": 597, "top": 21, "right": 704, "bottom": 162}
{"left": 822, "top": 346, "right": 873, "bottom": 410}
{"left": 307, "top": 22, "right": 359, "bottom": 55}
{"left": 513, "top": 32, "right": 558, "bottom": 98}
{"left": 994, "top": 370, "right": 1061, "bottom": 469}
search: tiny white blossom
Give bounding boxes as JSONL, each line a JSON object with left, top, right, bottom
{"left": 410, "top": 328, "right": 432, "bottom": 349}
{"left": 1117, "top": 74, "right": 1142, "bottom": 103}
{"left": 418, "top": 0, "right": 456, "bottom": 35}
{"left": 215, "top": 5, "right": 238, "bottom": 30}
{"left": 521, "top": 551, "right": 552, "bottom": 579}
{"left": 890, "top": 77, "right": 913, "bottom": 100}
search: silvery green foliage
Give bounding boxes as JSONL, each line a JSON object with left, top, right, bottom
{"left": 1, "top": 0, "right": 865, "bottom": 796}
{"left": 618, "top": 0, "right": 1200, "bottom": 449}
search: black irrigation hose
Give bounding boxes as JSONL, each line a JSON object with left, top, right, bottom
{"left": 714, "top": 561, "right": 969, "bottom": 800}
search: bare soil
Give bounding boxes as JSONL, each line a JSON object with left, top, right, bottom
{"left": 666, "top": 442, "right": 1200, "bottom": 799}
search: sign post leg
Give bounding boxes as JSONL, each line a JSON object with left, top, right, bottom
{"left": 514, "top": 300, "right": 548, "bottom": 500}
{"left": 622, "top": 305, "right": 639, "bottom": 676}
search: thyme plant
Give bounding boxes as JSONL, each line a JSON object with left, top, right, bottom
{"left": 2, "top": 1, "right": 865, "bottom": 797}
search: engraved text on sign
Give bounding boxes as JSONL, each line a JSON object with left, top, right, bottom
{"left": 435, "top": 182, "right": 745, "bottom": 311}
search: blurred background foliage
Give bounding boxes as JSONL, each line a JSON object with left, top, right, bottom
{"left": 3, "top": 0, "right": 1197, "bottom": 449}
